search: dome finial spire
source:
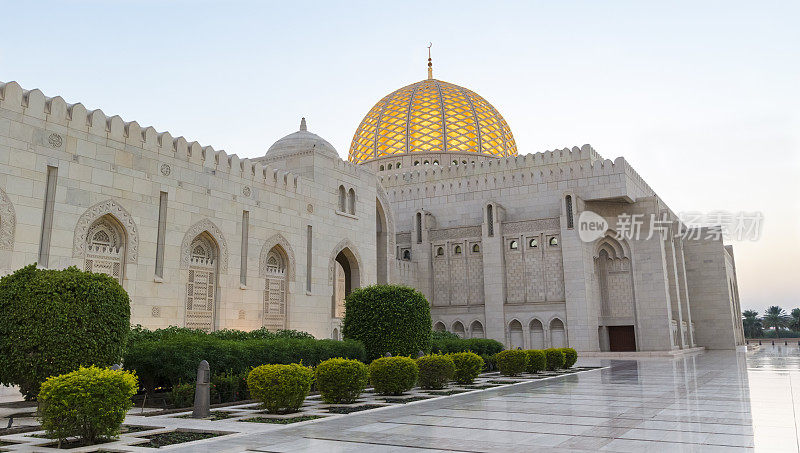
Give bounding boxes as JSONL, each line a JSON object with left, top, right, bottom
{"left": 300, "top": 117, "right": 307, "bottom": 131}
{"left": 427, "top": 42, "right": 433, "bottom": 79}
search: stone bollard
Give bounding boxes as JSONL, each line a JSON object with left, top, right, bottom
{"left": 192, "top": 360, "right": 210, "bottom": 419}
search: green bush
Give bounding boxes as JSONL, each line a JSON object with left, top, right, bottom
{"left": 544, "top": 348, "right": 565, "bottom": 370}
{"left": 430, "top": 337, "right": 505, "bottom": 356}
{"left": 416, "top": 355, "right": 456, "bottom": 389}
{"left": 38, "top": 366, "right": 137, "bottom": 445}
{"left": 525, "top": 350, "right": 546, "bottom": 374}
{"left": 0, "top": 265, "right": 131, "bottom": 399}
{"left": 212, "top": 372, "right": 249, "bottom": 403}
{"left": 495, "top": 350, "right": 528, "bottom": 376}
{"left": 369, "top": 357, "right": 419, "bottom": 395}
{"left": 247, "top": 364, "right": 313, "bottom": 414}
{"left": 449, "top": 352, "right": 484, "bottom": 384}
{"left": 342, "top": 285, "right": 431, "bottom": 361}
{"left": 481, "top": 353, "right": 497, "bottom": 372}
{"left": 560, "top": 348, "right": 577, "bottom": 368}
{"left": 170, "top": 382, "right": 195, "bottom": 408}
{"left": 124, "top": 334, "right": 365, "bottom": 391}
{"left": 315, "top": 358, "right": 369, "bottom": 404}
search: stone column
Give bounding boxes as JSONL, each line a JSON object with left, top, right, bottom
{"left": 482, "top": 204, "right": 506, "bottom": 343}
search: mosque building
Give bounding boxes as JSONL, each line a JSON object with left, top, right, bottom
{"left": 0, "top": 53, "right": 744, "bottom": 352}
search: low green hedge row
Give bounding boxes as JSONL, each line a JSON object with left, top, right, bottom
{"left": 128, "top": 325, "right": 314, "bottom": 344}
{"left": 496, "top": 348, "right": 578, "bottom": 376}
{"left": 125, "top": 336, "right": 365, "bottom": 391}
{"left": 430, "top": 336, "right": 504, "bottom": 356}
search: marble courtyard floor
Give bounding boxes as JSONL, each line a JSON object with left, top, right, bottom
{"left": 166, "top": 346, "right": 800, "bottom": 452}
{"left": 3, "top": 346, "right": 799, "bottom": 451}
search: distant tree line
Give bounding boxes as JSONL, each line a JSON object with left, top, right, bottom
{"left": 743, "top": 306, "right": 800, "bottom": 339}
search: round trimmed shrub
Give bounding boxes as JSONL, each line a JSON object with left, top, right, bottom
{"left": 416, "top": 355, "right": 455, "bottom": 389}
{"left": 38, "top": 366, "right": 137, "bottom": 445}
{"left": 495, "top": 350, "right": 528, "bottom": 376}
{"left": 525, "top": 350, "right": 546, "bottom": 374}
{"left": 369, "top": 357, "right": 418, "bottom": 395}
{"left": 450, "top": 352, "right": 484, "bottom": 384}
{"left": 315, "top": 358, "right": 369, "bottom": 403}
{"left": 342, "top": 285, "right": 431, "bottom": 361}
{"left": 561, "top": 348, "right": 578, "bottom": 368}
{"left": 0, "top": 265, "right": 131, "bottom": 399}
{"left": 247, "top": 363, "right": 313, "bottom": 413}
{"left": 544, "top": 348, "right": 566, "bottom": 370}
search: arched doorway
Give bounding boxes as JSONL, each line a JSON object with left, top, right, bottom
{"left": 550, "top": 318, "right": 566, "bottom": 348}
{"left": 332, "top": 245, "right": 360, "bottom": 319}
{"left": 509, "top": 320, "right": 524, "bottom": 349}
{"left": 452, "top": 321, "right": 466, "bottom": 338}
{"left": 470, "top": 320, "right": 484, "bottom": 338}
{"left": 186, "top": 232, "right": 220, "bottom": 332}
{"left": 433, "top": 321, "right": 446, "bottom": 332}
{"left": 376, "top": 199, "right": 388, "bottom": 284}
{"left": 529, "top": 319, "right": 544, "bottom": 349}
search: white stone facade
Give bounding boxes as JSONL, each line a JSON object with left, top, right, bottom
{"left": 0, "top": 79, "right": 744, "bottom": 351}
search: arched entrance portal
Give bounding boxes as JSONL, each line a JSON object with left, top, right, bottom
{"left": 332, "top": 246, "right": 361, "bottom": 319}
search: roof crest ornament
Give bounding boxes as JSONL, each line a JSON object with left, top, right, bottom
{"left": 427, "top": 42, "right": 433, "bottom": 80}
{"left": 300, "top": 117, "right": 307, "bottom": 131}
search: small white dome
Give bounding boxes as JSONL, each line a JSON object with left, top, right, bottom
{"left": 265, "top": 118, "right": 339, "bottom": 160}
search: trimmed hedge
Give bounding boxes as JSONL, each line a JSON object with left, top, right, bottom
{"left": 124, "top": 334, "right": 365, "bottom": 391}
{"left": 416, "top": 355, "right": 455, "bottom": 389}
{"left": 560, "top": 348, "right": 578, "bottom": 368}
{"left": 0, "top": 265, "right": 131, "bottom": 399}
{"left": 495, "top": 350, "right": 528, "bottom": 376}
{"left": 369, "top": 357, "right": 419, "bottom": 395}
{"left": 247, "top": 364, "right": 313, "bottom": 414}
{"left": 450, "top": 352, "right": 484, "bottom": 384}
{"left": 544, "top": 348, "right": 565, "bottom": 370}
{"left": 342, "top": 285, "right": 431, "bottom": 361}
{"left": 430, "top": 337, "right": 505, "bottom": 356}
{"left": 315, "top": 358, "right": 369, "bottom": 404}
{"left": 525, "top": 350, "right": 546, "bottom": 374}
{"left": 38, "top": 366, "right": 137, "bottom": 445}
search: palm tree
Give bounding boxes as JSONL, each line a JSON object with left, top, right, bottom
{"left": 762, "top": 306, "right": 790, "bottom": 338}
{"left": 790, "top": 308, "right": 800, "bottom": 332}
{"left": 742, "top": 310, "right": 763, "bottom": 338}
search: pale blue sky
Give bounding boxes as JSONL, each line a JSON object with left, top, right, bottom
{"left": 2, "top": 1, "right": 798, "bottom": 314}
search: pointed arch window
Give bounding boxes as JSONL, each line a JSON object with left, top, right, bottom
{"left": 186, "top": 233, "right": 218, "bottom": 332}
{"left": 84, "top": 216, "right": 125, "bottom": 284}
{"left": 263, "top": 248, "right": 287, "bottom": 331}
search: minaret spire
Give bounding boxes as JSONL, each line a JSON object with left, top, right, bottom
{"left": 427, "top": 42, "right": 433, "bottom": 79}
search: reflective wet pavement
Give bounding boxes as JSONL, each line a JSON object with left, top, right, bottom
{"left": 171, "top": 347, "right": 800, "bottom": 452}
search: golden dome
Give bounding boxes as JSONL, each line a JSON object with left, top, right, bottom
{"left": 348, "top": 78, "right": 517, "bottom": 164}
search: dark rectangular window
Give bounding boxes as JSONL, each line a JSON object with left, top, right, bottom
{"left": 240, "top": 210, "right": 249, "bottom": 285}
{"left": 38, "top": 166, "right": 58, "bottom": 267}
{"left": 306, "top": 225, "right": 313, "bottom": 293}
{"left": 155, "top": 191, "right": 168, "bottom": 278}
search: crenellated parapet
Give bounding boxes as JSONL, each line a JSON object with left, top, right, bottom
{"left": 378, "top": 144, "right": 656, "bottom": 202}
{"left": 0, "top": 81, "right": 301, "bottom": 194}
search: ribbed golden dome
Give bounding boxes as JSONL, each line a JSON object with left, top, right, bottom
{"left": 348, "top": 78, "right": 517, "bottom": 164}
